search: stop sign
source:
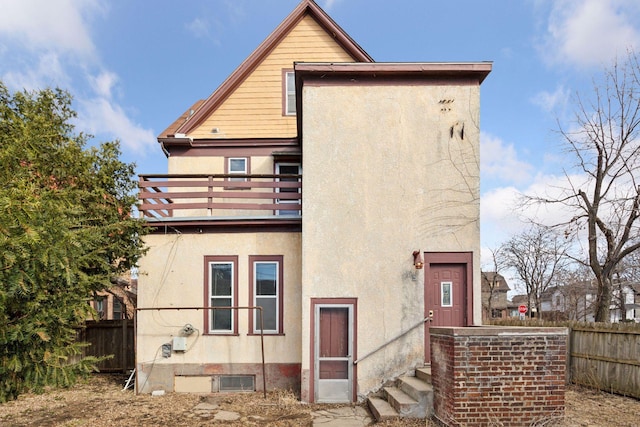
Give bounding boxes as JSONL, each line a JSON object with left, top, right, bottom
{"left": 518, "top": 305, "right": 528, "bottom": 314}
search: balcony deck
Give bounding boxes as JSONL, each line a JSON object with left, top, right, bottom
{"left": 139, "top": 174, "right": 301, "bottom": 230}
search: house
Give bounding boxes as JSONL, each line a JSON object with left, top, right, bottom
{"left": 508, "top": 294, "right": 538, "bottom": 318}
{"left": 135, "top": 0, "right": 491, "bottom": 403}
{"left": 534, "top": 280, "right": 639, "bottom": 322}
{"left": 480, "top": 271, "right": 510, "bottom": 320}
{"left": 609, "top": 281, "right": 640, "bottom": 322}
{"left": 539, "top": 283, "right": 593, "bottom": 321}
{"left": 89, "top": 277, "right": 136, "bottom": 320}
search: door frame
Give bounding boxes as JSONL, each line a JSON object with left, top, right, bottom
{"left": 309, "top": 298, "right": 357, "bottom": 403}
{"left": 423, "top": 252, "right": 474, "bottom": 362}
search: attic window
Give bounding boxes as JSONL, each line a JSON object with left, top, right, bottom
{"left": 284, "top": 71, "right": 296, "bottom": 116}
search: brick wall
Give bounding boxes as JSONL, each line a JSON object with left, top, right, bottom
{"left": 430, "top": 327, "right": 568, "bottom": 427}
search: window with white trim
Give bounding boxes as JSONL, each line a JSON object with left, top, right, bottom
{"left": 206, "top": 258, "right": 236, "bottom": 333}
{"left": 285, "top": 71, "right": 296, "bottom": 115}
{"left": 250, "top": 256, "right": 283, "bottom": 334}
{"left": 228, "top": 157, "right": 247, "bottom": 182}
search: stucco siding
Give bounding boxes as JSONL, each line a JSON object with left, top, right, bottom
{"left": 300, "top": 83, "right": 482, "bottom": 397}
{"left": 136, "top": 232, "right": 302, "bottom": 393}
{"left": 167, "top": 155, "right": 274, "bottom": 175}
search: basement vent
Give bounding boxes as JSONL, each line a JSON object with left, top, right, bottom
{"left": 218, "top": 375, "right": 255, "bottom": 392}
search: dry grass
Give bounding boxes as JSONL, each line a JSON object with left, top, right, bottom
{"left": 0, "top": 374, "right": 639, "bottom": 426}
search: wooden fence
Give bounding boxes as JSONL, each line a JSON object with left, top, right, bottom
{"left": 77, "top": 319, "right": 134, "bottom": 373}
{"left": 490, "top": 319, "right": 640, "bottom": 398}
{"left": 569, "top": 327, "right": 640, "bottom": 398}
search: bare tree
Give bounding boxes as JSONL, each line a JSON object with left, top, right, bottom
{"left": 554, "top": 264, "right": 597, "bottom": 321}
{"left": 481, "top": 245, "right": 509, "bottom": 319}
{"left": 529, "top": 51, "right": 640, "bottom": 322}
{"left": 503, "top": 226, "right": 570, "bottom": 319}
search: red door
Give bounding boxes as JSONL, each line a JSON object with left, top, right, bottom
{"left": 314, "top": 304, "right": 354, "bottom": 403}
{"left": 424, "top": 262, "right": 467, "bottom": 362}
{"left": 319, "top": 307, "right": 349, "bottom": 379}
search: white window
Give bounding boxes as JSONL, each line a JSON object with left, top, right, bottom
{"left": 208, "top": 261, "right": 235, "bottom": 333}
{"left": 250, "top": 256, "right": 282, "bottom": 334}
{"left": 276, "top": 163, "right": 301, "bottom": 216}
{"left": 285, "top": 71, "right": 296, "bottom": 115}
{"left": 228, "top": 157, "right": 247, "bottom": 182}
{"left": 441, "top": 281, "right": 453, "bottom": 307}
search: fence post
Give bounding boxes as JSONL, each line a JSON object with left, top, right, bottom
{"left": 122, "top": 318, "right": 128, "bottom": 374}
{"left": 566, "top": 326, "right": 572, "bottom": 384}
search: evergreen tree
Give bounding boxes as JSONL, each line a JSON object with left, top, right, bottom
{"left": 0, "top": 82, "right": 147, "bottom": 402}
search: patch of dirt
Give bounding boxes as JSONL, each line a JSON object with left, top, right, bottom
{"left": 0, "top": 374, "right": 638, "bottom": 426}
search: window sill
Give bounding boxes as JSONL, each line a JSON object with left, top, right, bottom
{"left": 204, "top": 332, "right": 240, "bottom": 336}
{"left": 248, "top": 332, "right": 285, "bottom": 336}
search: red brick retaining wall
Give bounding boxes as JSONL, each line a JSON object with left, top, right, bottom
{"left": 430, "top": 327, "right": 568, "bottom": 426}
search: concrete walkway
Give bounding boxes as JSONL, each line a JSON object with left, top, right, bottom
{"left": 189, "top": 400, "right": 373, "bottom": 425}
{"left": 311, "top": 406, "right": 372, "bottom": 426}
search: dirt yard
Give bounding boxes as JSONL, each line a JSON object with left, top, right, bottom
{"left": 0, "top": 374, "right": 638, "bottom": 426}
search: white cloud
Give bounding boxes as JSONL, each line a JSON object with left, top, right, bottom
{"left": 531, "top": 84, "right": 570, "bottom": 114}
{"left": 321, "top": 0, "right": 340, "bottom": 11}
{"left": 481, "top": 185, "right": 527, "bottom": 240}
{"left": 481, "top": 172, "right": 588, "bottom": 247}
{"left": 542, "top": 0, "right": 640, "bottom": 67}
{"left": 481, "top": 132, "right": 534, "bottom": 185}
{"left": 0, "top": 1, "right": 155, "bottom": 157}
{"left": 88, "top": 71, "right": 118, "bottom": 99}
{"left": 0, "top": 0, "right": 103, "bottom": 57}
{"left": 186, "top": 18, "right": 212, "bottom": 40}
{"left": 77, "top": 97, "right": 155, "bottom": 154}
{"left": 2, "top": 52, "right": 69, "bottom": 91}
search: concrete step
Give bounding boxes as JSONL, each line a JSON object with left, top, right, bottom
{"left": 384, "top": 386, "right": 424, "bottom": 418}
{"left": 399, "top": 375, "right": 433, "bottom": 400}
{"left": 367, "top": 396, "right": 399, "bottom": 421}
{"left": 398, "top": 376, "right": 433, "bottom": 418}
{"left": 367, "top": 366, "right": 434, "bottom": 422}
{"left": 416, "top": 366, "right": 432, "bottom": 383}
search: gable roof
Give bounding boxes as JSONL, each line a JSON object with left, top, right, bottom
{"left": 159, "top": 99, "right": 204, "bottom": 142}
{"left": 481, "top": 271, "right": 511, "bottom": 292}
{"left": 162, "top": 0, "right": 372, "bottom": 140}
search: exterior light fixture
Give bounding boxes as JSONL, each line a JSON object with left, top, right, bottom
{"left": 413, "top": 250, "right": 424, "bottom": 269}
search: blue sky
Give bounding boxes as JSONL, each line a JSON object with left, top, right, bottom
{"left": 1, "top": 0, "right": 639, "bottom": 269}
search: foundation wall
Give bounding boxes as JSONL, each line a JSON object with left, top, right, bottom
{"left": 137, "top": 362, "right": 301, "bottom": 394}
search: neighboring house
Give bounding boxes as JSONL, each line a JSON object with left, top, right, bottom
{"left": 539, "top": 283, "right": 593, "bottom": 321}
{"left": 538, "top": 281, "right": 639, "bottom": 323}
{"left": 136, "top": 0, "right": 491, "bottom": 403}
{"left": 480, "top": 272, "right": 510, "bottom": 320}
{"left": 633, "top": 283, "right": 640, "bottom": 321}
{"left": 509, "top": 294, "right": 535, "bottom": 318}
{"left": 89, "top": 277, "right": 137, "bottom": 320}
{"left": 610, "top": 281, "right": 640, "bottom": 322}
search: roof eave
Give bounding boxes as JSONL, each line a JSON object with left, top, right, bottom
{"left": 294, "top": 61, "right": 493, "bottom": 83}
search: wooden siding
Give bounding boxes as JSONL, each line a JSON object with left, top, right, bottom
{"left": 190, "top": 15, "right": 357, "bottom": 139}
